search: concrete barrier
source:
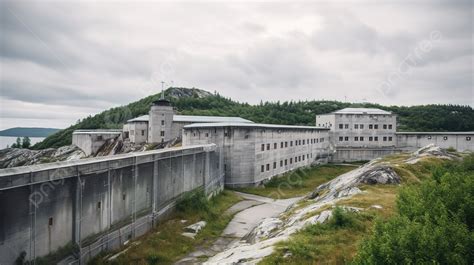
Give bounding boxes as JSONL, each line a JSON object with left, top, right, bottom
{"left": 0, "top": 144, "right": 223, "bottom": 265}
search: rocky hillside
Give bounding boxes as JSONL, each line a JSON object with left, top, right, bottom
{"left": 0, "top": 146, "right": 85, "bottom": 168}
{"left": 206, "top": 145, "right": 462, "bottom": 264}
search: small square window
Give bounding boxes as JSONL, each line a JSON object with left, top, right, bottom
{"left": 369, "top": 124, "right": 373, "bottom": 129}
{"left": 360, "top": 137, "right": 364, "bottom": 141}
{"left": 344, "top": 124, "right": 349, "bottom": 129}
{"left": 374, "top": 137, "right": 379, "bottom": 141}
{"left": 389, "top": 137, "right": 393, "bottom": 141}
{"left": 355, "top": 137, "right": 359, "bottom": 141}
{"left": 388, "top": 124, "right": 393, "bottom": 129}
{"left": 339, "top": 124, "right": 343, "bottom": 129}
{"left": 354, "top": 124, "right": 359, "bottom": 129}
{"left": 383, "top": 124, "right": 387, "bottom": 129}
{"left": 374, "top": 124, "right": 379, "bottom": 129}
{"left": 427, "top": 136, "right": 432, "bottom": 140}
{"left": 344, "top": 137, "right": 349, "bottom": 141}
{"left": 369, "top": 137, "right": 373, "bottom": 141}
{"left": 383, "top": 136, "right": 387, "bottom": 141}
{"left": 360, "top": 124, "right": 364, "bottom": 129}
{"left": 443, "top": 136, "right": 448, "bottom": 141}
{"left": 466, "top": 136, "right": 471, "bottom": 141}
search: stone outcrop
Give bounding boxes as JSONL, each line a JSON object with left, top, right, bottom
{"left": 0, "top": 145, "right": 85, "bottom": 168}
{"left": 405, "top": 144, "right": 457, "bottom": 164}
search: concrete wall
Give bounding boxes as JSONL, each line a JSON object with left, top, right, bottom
{"left": 128, "top": 122, "right": 148, "bottom": 144}
{"left": 331, "top": 147, "right": 404, "bottom": 162}
{"left": 183, "top": 126, "right": 330, "bottom": 187}
{"left": 0, "top": 145, "right": 223, "bottom": 265}
{"left": 396, "top": 133, "right": 474, "bottom": 152}
{"left": 72, "top": 131, "right": 122, "bottom": 156}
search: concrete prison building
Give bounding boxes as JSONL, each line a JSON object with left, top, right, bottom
{"left": 122, "top": 98, "right": 253, "bottom": 144}
{"left": 182, "top": 123, "right": 330, "bottom": 187}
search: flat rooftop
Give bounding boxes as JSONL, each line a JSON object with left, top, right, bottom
{"left": 329, "top": 108, "right": 392, "bottom": 115}
{"left": 396, "top": 131, "right": 474, "bottom": 135}
{"left": 184, "top": 122, "right": 330, "bottom": 130}
{"left": 127, "top": 114, "right": 253, "bottom": 123}
{"left": 73, "top": 129, "right": 122, "bottom": 135}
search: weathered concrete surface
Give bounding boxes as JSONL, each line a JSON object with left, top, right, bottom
{"left": 0, "top": 144, "right": 223, "bottom": 265}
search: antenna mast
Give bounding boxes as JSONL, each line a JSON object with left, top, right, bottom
{"left": 160, "top": 81, "right": 165, "bottom": 99}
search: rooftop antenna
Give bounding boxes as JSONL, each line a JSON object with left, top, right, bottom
{"left": 160, "top": 81, "right": 165, "bottom": 100}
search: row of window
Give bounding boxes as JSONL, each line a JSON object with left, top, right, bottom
{"left": 261, "top": 138, "right": 325, "bottom": 151}
{"left": 338, "top": 124, "right": 393, "bottom": 130}
{"left": 426, "top": 136, "right": 471, "bottom": 141}
{"left": 260, "top": 154, "right": 312, "bottom": 172}
{"left": 339, "top": 136, "right": 393, "bottom": 142}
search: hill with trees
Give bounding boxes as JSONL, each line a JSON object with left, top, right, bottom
{"left": 0, "top": 127, "right": 60, "bottom": 137}
{"left": 33, "top": 87, "right": 474, "bottom": 149}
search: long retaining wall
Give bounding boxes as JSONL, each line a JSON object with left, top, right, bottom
{"left": 0, "top": 145, "right": 223, "bottom": 265}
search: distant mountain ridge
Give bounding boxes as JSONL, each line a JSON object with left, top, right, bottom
{"left": 0, "top": 127, "right": 60, "bottom": 138}
{"left": 32, "top": 87, "right": 474, "bottom": 150}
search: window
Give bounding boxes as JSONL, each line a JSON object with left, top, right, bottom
{"left": 285, "top": 159, "right": 288, "bottom": 165}
{"left": 266, "top": 164, "right": 270, "bottom": 171}
{"left": 360, "top": 137, "right": 364, "bottom": 141}
{"left": 290, "top": 141, "right": 293, "bottom": 147}
{"left": 339, "top": 124, "right": 343, "bottom": 129}
{"left": 374, "top": 136, "right": 379, "bottom": 141}
{"left": 344, "top": 137, "right": 349, "bottom": 141}
{"left": 466, "top": 137, "right": 471, "bottom": 141}
{"left": 383, "top": 124, "right": 387, "bottom": 129}
{"left": 360, "top": 124, "right": 364, "bottom": 129}
{"left": 369, "top": 124, "right": 373, "bottom": 129}
{"left": 161, "top": 120, "right": 165, "bottom": 125}
{"left": 443, "top": 136, "right": 448, "bottom": 141}
{"left": 261, "top": 165, "right": 265, "bottom": 172}
{"left": 344, "top": 124, "right": 349, "bottom": 129}
{"left": 427, "top": 136, "right": 432, "bottom": 140}
{"left": 355, "top": 137, "right": 359, "bottom": 141}
{"left": 339, "top": 137, "right": 343, "bottom": 141}
{"left": 261, "top": 144, "right": 265, "bottom": 151}
{"left": 290, "top": 158, "right": 293, "bottom": 164}
{"left": 49, "top": 217, "right": 53, "bottom": 226}
{"left": 273, "top": 162, "right": 277, "bottom": 169}
{"left": 122, "top": 193, "right": 126, "bottom": 200}
{"left": 97, "top": 135, "right": 103, "bottom": 141}
{"left": 303, "top": 140, "right": 305, "bottom": 145}
{"left": 374, "top": 124, "right": 379, "bottom": 129}
{"left": 280, "top": 160, "right": 283, "bottom": 167}
{"left": 316, "top": 139, "right": 319, "bottom": 143}
{"left": 267, "top": 144, "right": 270, "bottom": 150}
{"left": 160, "top": 131, "right": 165, "bottom": 136}
{"left": 205, "top": 133, "right": 209, "bottom": 137}
{"left": 274, "top": 143, "right": 277, "bottom": 149}
{"left": 97, "top": 201, "right": 101, "bottom": 209}
{"left": 281, "top": 142, "right": 284, "bottom": 148}
{"left": 383, "top": 136, "right": 387, "bottom": 141}
{"left": 389, "top": 137, "right": 393, "bottom": 141}
{"left": 141, "top": 130, "right": 145, "bottom": 136}
{"left": 369, "top": 137, "right": 373, "bottom": 141}
{"left": 303, "top": 155, "right": 305, "bottom": 161}
{"left": 299, "top": 140, "right": 302, "bottom": 145}
{"left": 285, "top": 142, "right": 288, "bottom": 147}
{"left": 388, "top": 124, "right": 393, "bottom": 129}
{"left": 354, "top": 124, "right": 359, "bottom": 129}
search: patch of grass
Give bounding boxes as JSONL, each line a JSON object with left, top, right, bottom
{"left": 88, "top": 190, "right": 242, "bottom": 265}
{"left": 234, "top": 165, "right": 356, "bottom": 199}
{"left": 260, "top": 208, "right": 375, "bottom": 265}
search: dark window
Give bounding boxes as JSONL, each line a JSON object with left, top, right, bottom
{"left": 427, "top": 136, "right": 432, "bottom": 140}
{"left": 261, "top": 165, "right": 265, "bottom": 172}
{"left": 383, "top": 136, "right": 387, "bottom": 141}
{"left": 266, "top": 164, "right": 270, "bottom": 171}
{"left": 205, "top": 133, "right": 209, "bottom": 137}
{"left": 122, "top": 193, "right": 126, "bottom": 200}
{"left": 339, "top": 124, "right": 343, "bottom": 129}
{"left": 443, "top": 136, "right": 448, "bottom": 140}
{"left": 261, "top": 144, "right": 265, "bottom": 151}
{"left": 355, "top": 137, "right": 359, "bottom": 141}
{"left": 360, "top": 137, "right": 364, "bottom": 141}
{"left": 97, "top": 201, "right": 101, "bottom": 209}
{"left": 281, "top": 142, "right": 284, "bottom": 148}
{"left": 160, "top": 131, "right": 165, "bottom": 136}
{"left": 280, "top": 160, "right": 283, "bottom": 167}
{"left": 466, "top": 137, "right": 471, "bottom": 141}
{"left": 273, "top": 162, "right": 277, "bottom": 169}
{"left": 383, "top": 124, "right": 387, "bottom": 129}
{"left": 369, "top": 124, "right": 373, "bottom": 129}
{"left": 303, "top": 140, "right": 305, "bottom": 145}
{"left": 374, "top": 136, "right": 379, "bottom": 141}
{"left": 374, "top": 124, "right": 379, "bottom": 129}
{"left": 285, "top": 159, "right": 288, "bottom": 165}
{"left": 369, "top": 137, "right": 373, "bottom": 141}
{"left": 290, "top": 158, "right": 293, "bottom": 164}
{"left": 360, "top": 124, "right": 364, "bottom": 129}
{"left": 290, "top": 141, "right": 293, "bottom": 147}
{"left": 141, "top": 130, "right": 145, "bottom": 136}
{"left": 388, "top": 137, "right": 393, "bottom": 141}
{"left": 274, "top": 143, "right": 277, "bottom": 149}
{"left": 354, "top": 124, "right": 359, "bottom": 129}
{"left": 344, "top": 124, "right": 349, "bottom": 129}
{"left": 267, "top": 144, "right": 270, "bottom": 150}
{"left": 97, "top": 135, "right": 103, "bottom": 141}
{"left": 389, "top": 124, "right": 393, "bottom": 129}
{"left": 49, "top": 217, "right": 53, "bottom": 226}
{"left": 161, "top": 120, "right": 165, "bottom": 125}
{"left": 344, "top": 137, "right": 349, "bottom": 141}
{"left": 285, "top": 142, "right": 288, "bottom": 147}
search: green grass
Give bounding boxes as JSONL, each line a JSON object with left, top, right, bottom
{"left": 234, "top": 165, "right": 357, "bottom": 199}
{"left": 260, "top": 208, "right": 376, "bottom": 265}
{"left": 88, "top": 190, "right": 242, "bottom": 265}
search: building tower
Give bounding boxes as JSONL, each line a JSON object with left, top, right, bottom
{"left": 148, "top": 84, "right": 174, "bottom": 143}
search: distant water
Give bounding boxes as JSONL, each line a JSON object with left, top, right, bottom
{"left": 0, "top": 136, "right": 46, "bottom": 149}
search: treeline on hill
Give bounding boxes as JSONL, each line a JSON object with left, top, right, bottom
{"left": 33, "top": 88, "right": 474, "bottom": 149}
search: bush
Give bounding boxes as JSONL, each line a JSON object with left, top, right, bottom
{"left": 329, "top": 207, "right": 355, "bottom": 228}
{"left": 176, "top": 190, "right": 210, "bottom": 214}
{"left": 353, "top": 156, "right": 474, "bottom": 264}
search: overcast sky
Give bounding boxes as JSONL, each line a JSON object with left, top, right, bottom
{"left": 0, "top": 0, "right": 472, "bottom": 130}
